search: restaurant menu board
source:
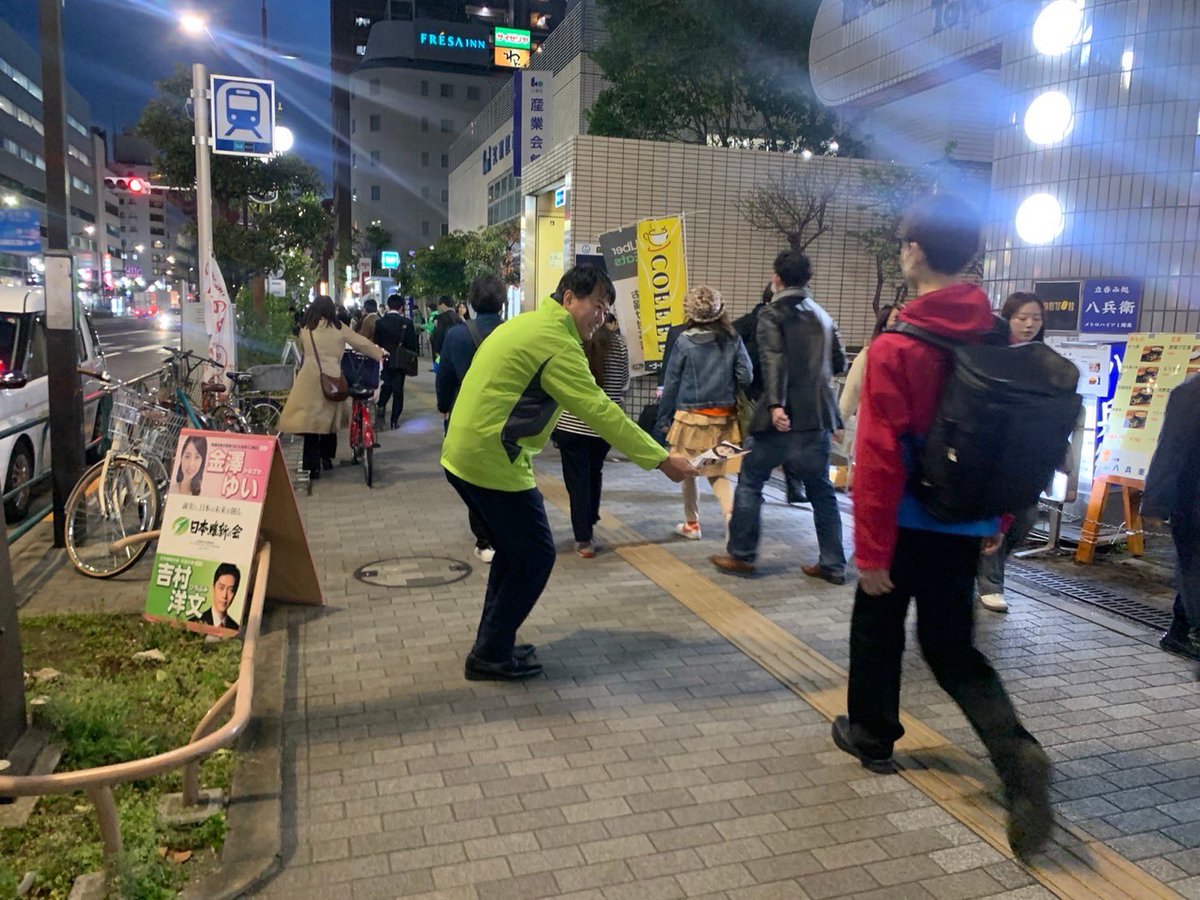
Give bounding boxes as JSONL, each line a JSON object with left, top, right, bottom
{"left": 145, "top": 430, "right": 274, "bottom": 637}
{"left": 1095, "top": 334, "right": 1200, "bottom": 481}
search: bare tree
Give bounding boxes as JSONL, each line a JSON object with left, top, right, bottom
{"left": 738, "top": 168, "right": 842, "bottom": 251}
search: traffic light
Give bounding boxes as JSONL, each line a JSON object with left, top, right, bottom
{"left": 104, "top": 176, "right": 150, "bottom": 194}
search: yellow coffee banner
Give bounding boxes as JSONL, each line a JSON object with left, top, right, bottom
{"left": 636, "top": 215, "right": 688, "bottom": 364}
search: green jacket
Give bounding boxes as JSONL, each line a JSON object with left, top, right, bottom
{"left": 442, "top": 300, "right": 667, "bottom": 491}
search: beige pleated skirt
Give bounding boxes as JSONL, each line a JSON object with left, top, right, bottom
{"left": 666, "top": 410, "right": 743, "bottom": 476}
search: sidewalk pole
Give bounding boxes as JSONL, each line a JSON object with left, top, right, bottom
{"left": 192, "top": 63, "right": 213, "bottom": 290}
{"left": 0, "top": 534, "right": 25, "bottom": 758}
{"left": 40, "top": 0, "right": 85, "bottom": 548}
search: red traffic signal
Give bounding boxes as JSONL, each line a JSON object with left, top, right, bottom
{"left": 104, "top": 176, "right": 151, "bottom": 194}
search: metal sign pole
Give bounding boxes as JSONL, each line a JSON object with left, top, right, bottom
{"left": 0, "top": 534, "right": 24, "bottom": 759}
{"left": 192, "top": 63, "right": 213, "bottom": 286}
{"left": 40, "top": 0, "right": 85, "bottom": 548}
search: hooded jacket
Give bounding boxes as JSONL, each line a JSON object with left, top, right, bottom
{"left": 853, "top": 283, "right": 1001, "bottom": 571}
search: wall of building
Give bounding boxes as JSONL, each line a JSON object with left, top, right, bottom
{"left": 982, "top": 0, "right": 1200, "bottom": 333}
{"left": 350, "top": 64, "right": 504, "bottom": 255}
{"left": 518, "top": 134, "right": 896, "bottom": 347}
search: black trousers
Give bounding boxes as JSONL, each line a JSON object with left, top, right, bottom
{"left": 301, "top": 433, "right": 336, "bottom": 473}
{"left": 554, "top": 429, "right": 611, "bottom": 543}
{"left": 377, "top": 370, "right": 407, "bottom": 425}
{"left": 847, "top": 528, "right": 1037, "bottom": 787}
{"left": 445, "top": 470, "right": 557, "bottom": 663}
{"left": 1171, "top": 516, "right": 1200, "bottom": 633}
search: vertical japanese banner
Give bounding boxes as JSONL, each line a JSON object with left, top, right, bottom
{"left": 201, "top": 254, "right": 238, "bottom": 384}
{"left": 513, "top": 70, "right": 553, "bottom": 178}
{"left": 145, "top": 431, "right": 274, "bottom": 636}
{"left": 635, "top": 215, "right": 688, "bottom": 366}
{"left": 599, "top": 225, "right": 643, "bottom": 372}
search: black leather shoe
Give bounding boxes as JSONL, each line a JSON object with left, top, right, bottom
{"left": 802, "top": 563, "right": 847, "bottom": 586}
{"left": 1160, "top": 630, "right": 1200, "bottom": 661}
{"left": 513, "top": 643, "right": 536, "bottom": 661}
{"left": 831, "top": 716, "right": 895, "bottom": 774}
{"left": 464, "top": 653, "right": 543, "bottom": 681}
{"left": 321, "top": 458, "right": 333, "bottom": 471}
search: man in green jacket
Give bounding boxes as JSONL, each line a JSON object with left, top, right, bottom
{"left": 443, "top": 266, "right": 696, "bottom": 681}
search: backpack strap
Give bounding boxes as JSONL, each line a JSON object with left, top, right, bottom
{"left": 465, "top": 319, "right": 483, "bottom": 349}
{"left": 888, "top": 320, "right": 962, "bottom": 352}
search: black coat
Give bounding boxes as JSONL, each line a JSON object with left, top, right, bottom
{"left": 749, "top": 288, "right": 845, "bottom": 435}
{"left": 431, "top": 309, "right": 463, "bottom": 357}
{"left": 373, "top": 312, "right": 418, "bottom": 358}
{"left": 1143, "top": 375, "right": 1200, "bottom": 525}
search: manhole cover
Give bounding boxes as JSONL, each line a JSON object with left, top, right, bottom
{"left": 354, "top": 556, "right": 472, "bottom": 588}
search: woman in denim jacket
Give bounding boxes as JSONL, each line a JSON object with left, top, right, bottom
{"left": 656, "top": 286, "right": 753, "bottom": 540}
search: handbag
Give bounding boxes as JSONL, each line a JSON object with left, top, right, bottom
{"left": 310, "top": 331, "right": 349, "bottom": 401}
{"left": 386, "top": 322, "right": 420, "bottom": 376}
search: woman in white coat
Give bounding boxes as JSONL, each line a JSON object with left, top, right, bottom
{"left": 279, "top": 295, "right": 387, "bottom": 479}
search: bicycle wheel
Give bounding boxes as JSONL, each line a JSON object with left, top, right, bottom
{"left": 65, "top": 457, "right": 160, "bottom": 578}
{"left": 246, "top": 400, "right": 281, "bottom": 435}
{"left": 209, "top": 404, "right": 248, "bottom": 433}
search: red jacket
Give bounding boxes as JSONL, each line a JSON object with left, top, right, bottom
{"left": 853, "top": 283, "right": 998, "bottom": 570}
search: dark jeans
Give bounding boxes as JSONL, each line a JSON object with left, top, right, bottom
{"left": 727, "top": 429, "right": 845, "bottom": 574}
{"left": 554, "top": 429, "right": 611, "bottom": 543}
{"left": 977, "top": 504, "right": 1039, "bottom": 595}
{"left": 377, "top": 370, "right": 406, "bottom": 425}
{"left": 847, "top": 528, "right": 1037, "bottom": 787}
{"left": 1171, "top": 517, "right": 1200, "bottom": 633}
{"left": 301, "top": 433, "right": 336, "bottom": 473}
{"left": 445, "top": 470, "right": 557, "bottom": 663}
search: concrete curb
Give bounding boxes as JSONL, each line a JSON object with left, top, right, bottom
{"left": 180, "top": 608, "right": 289, "bottom": 900}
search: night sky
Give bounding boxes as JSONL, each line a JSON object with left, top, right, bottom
{"left": 5, "top": 0, "right": 334, "bottom": 186}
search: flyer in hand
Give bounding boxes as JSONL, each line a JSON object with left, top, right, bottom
{"left": 690, "top": 441, "right": 750, "bottom": 469}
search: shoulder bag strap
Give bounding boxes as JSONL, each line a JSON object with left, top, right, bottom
{"left": 888, "top": 320, "right": 960, "bottom": 352}
{"left": 465, "top": 319, "right": 483, "bottom": 349}
{"left": 309, "top": 330, "right": 327, "bottom": 377}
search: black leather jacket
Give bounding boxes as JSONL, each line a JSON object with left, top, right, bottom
{"left": 749, "top": 287, "right": 846, "bottom": 435}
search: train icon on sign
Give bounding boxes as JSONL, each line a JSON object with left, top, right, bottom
{"left": 224, "top": 88, "right": 263, "bottom": 137}
{"left": 211, "top": 75, "right": 275, "bottom": 157}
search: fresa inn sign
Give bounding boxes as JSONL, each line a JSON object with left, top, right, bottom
{"left": 418, "top": 30, "right": 487, "bottom": 50}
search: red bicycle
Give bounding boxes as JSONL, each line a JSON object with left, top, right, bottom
{"left": 343, "top": 351, "right": 380, "bottom": 487}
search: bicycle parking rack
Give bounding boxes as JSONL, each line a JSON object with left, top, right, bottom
{"left": 0, "top": 540, "right": 272, "bottom": 877}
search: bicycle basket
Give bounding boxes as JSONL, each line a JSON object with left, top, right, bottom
{"left": 247, "top": 364, "right": 295, "bottom": 393}
{"left": 341, "top": 351, "right": 380, "bottom": 391}
{"left": 107, "top": 387, "right": 187, "bottom": 475}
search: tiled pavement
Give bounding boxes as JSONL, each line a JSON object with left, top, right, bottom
{"left": 223, "top": 374, "right": 1200, "bottom": 899}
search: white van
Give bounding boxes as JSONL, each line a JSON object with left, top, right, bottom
{"left": 0, "top": 285, "right": 107, "bottom": 523}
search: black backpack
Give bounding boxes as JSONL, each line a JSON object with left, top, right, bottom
{"left": 892, "top": 322, "right": 1082, "bottom": 523}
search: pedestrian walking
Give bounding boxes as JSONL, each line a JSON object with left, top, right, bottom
{"left": 734, "top": 283, "right": 808, "bottom": 505}
{"left": 975, "top": 291, "right": 1049, "bottom": 613}
{"left": 711, "top": 250, "right": 847, "bottom": 581}
{"left": 437, "top": 275, "right": 507, "bottom": 564}
{"left": 278, "top": 295, "right": 387, "bottom": 480}
{"left": 430, "top": 295, "right": 462, "bottom": 360}
{"left": 834, "top": 193, "right": 1051, "bottom": 861}
{"left": 655, "top": 286, "right": 753, "bottom": 541}
{"left": 373, "top": 293, "right": 419, "bottom": 429}
{"left": 552, "top": 316, "right": 631, "bottom": 557}
{"left": 442, "top": 266, "right": 696, "bottom": 681}
{"left": 356, "top": 297, "right": 380, "bottom": 341}
{"left": 1142, "top": 374, "right": 1200, "bottom": 662}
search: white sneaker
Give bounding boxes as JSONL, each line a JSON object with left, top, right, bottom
{"left": 474, "top": 546, "right": 495, "bottom": 564}
{"left": 979, "top": 592, "right": 1008, "bottom": 613}
{"left": 675, "top": 522, "right": 702, "bottom": 540}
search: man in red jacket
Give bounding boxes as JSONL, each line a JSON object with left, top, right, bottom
{"left": 833, "top": 194, "right": 1052, "bottom": 861}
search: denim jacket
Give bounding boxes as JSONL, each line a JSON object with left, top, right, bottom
{"left": 656, "top": 327, "right": 753, "bottom": 433}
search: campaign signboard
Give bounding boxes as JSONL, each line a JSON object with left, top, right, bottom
{"left": 145, "top": 430, "right": 323, "bottom": 636}
{"left": 1080, "top": 277, "right": 1142, "bottom": 335}
{"left": 1033, "top": 280, "right": 1082, "bottom": 332}
{"left": 1094, "top": 333, "right": 1200, "bottom": 482}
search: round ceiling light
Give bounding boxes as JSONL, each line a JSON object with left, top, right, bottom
{"left": 1033, "top": 1, "right": 1085, "bottom": 56}
{"left": 1015, "top": 193, "right": 1065, "bottom": 244}
{"left": 1024, "top": 91, "right": 1074, "bottom": 144}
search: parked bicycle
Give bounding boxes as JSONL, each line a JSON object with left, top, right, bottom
{"left": 158, "top": 346, "right": 249, "bottom": 433}
{"left": 342, "top": 350, "right": 380, "bottom": 488}
{"left": 211, "top": 364, "right": 294, "bottom": 436}
{"left": 64, "top": 372, "right": 186, "bottom": 578}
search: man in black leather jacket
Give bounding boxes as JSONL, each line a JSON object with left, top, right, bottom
{"left": 713, "top": 249, "right": 847, "bottom": 582}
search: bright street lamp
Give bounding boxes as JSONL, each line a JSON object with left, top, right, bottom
{"left": 274, "top": 125, "right": 295, "bottom": 153}
{"left": 134, "top": 244, "right": 145, "bottom": 254}
{"left": 179, "top": 12, "right": 208, "bottom": 35}
{"left": 2, "top": 194, "right": 17, "bottom": 207}
{"left": 1015, "top": 193, "right": 1065, "bottom": 244}
{"left": 1033, "top": 1, "right": 1084, "bottom": 56}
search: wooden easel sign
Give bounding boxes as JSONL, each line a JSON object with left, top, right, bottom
{"left": 145, "top": 430, "right": 322, "bottom": 636}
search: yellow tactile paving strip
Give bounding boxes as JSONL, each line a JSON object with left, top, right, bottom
{"left": 537, "top": 473, "right": 1182, "bottom": 899}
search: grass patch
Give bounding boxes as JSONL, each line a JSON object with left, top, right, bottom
{"left": 1, "top": 614, "right": 241, "bottom": 899}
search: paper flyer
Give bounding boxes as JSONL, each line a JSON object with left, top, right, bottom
{"left": 689, "top": 441, "right": 750, "bottom": 469}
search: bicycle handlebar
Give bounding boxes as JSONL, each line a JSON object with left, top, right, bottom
{"left": 78, "top": 368, "right": 111, "bottom": 382}
{"left": 162, "top": 346, "right": 224, "bottom": 370}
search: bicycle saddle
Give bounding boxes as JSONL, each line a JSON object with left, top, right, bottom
{"left": 201, "top": 383, "right": 227, "bottom": 394}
